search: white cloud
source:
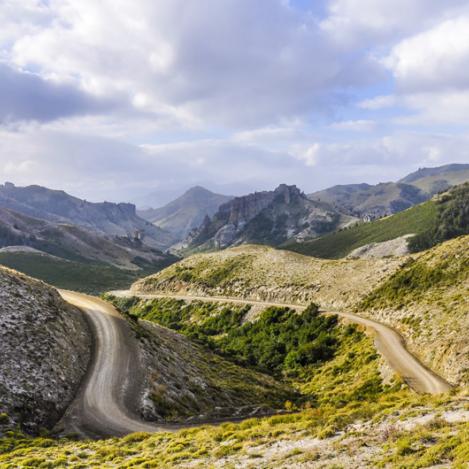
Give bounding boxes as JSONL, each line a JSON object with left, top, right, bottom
{"left": 5, "top": 0, "right": 381, "bottom": 128}
{"left": 330, "top": 120, "right": 376, "bottom": 132}
{"left": 386, "top": 16, "right": 469, "bottom": 92}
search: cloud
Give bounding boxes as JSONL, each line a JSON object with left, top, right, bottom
{"left": 386, "top": 16, "right": 469, "bottom": 93}
{"left": 6, "top": 0, "right": 381, "bottom": 127}
{"left": 330, "top": 120, "right": 376, "bottom": 132}
{"left": 322, "top": 0, "right": 468, "bottom": 45}
{"left": 0, "top": 63, "right": 118, "bottom": 123}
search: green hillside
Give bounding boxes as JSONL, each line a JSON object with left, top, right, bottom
{"left": 0, "top": 252, "right": 156, "bottom": 295}
{"left": 283, "top": 201, "right": 437, "bottom": 259}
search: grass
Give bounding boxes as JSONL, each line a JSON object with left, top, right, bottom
{"left": 282, "top": 201, "right": 437, "bottom": 259}
{"left": 0, "top": 392, "right": 463, "bottom": 468}
{"left": 0, "top": 252, "right": 169, "bottom": 295}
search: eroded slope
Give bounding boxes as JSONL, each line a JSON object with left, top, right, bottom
{"left": 0, "top": 267, "right": 91, "bottom": 433}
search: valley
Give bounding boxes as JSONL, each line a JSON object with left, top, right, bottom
{"left": 0, "top": 167, "right": 468, "bottom": 468}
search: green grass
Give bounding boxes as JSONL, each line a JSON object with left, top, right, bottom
{"left": 0, "top": 392, "right": 462, "bottom": 468}
{"left": 283, "top": 201, "right": 437, "bottom": 259}
{"left": 358, "top": 237, "right": 468, "bottom": 310}
{"left": 0, "top": 252, "right": 167, "bottom": 295}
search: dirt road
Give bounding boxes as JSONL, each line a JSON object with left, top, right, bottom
{"left": 112, "top": 290, "right": 452, "bottom": 394}
{"left": 58, "top": 291, "right": 176, "bottom": 438}
{"left": 58, "top": 289, "right": 451, "bottom": 438}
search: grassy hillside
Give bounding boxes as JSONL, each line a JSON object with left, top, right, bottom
{"left": 0, "top": 252, "right": 163, "bottom": 295}
{"left": 358, "top": 235, "right": 469, "bottom": 386}
{"left": 131, "top": 244, "right": 403, "bottom": 309}
{"left": 283, "top": 201, "right": 437, "bottom": 259}
{"left": 409, "top": 182, "right": 469, "bottom": 252}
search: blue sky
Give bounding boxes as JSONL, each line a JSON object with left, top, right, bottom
{"left": 1, "top": 0, "right": 468, "bottom": 206}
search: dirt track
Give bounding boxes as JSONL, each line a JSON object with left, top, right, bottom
{"left": 58, "top": 289, "right": 451, "bottom": 438}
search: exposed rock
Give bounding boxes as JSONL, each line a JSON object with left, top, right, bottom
{"left": 0, "top": 267, "right": 91, "bottom": 433}
{"left": 347, "top": 235, "right": 413, "bottom": 259}
{"left": 184, "top": 184, "right": 352, "bottom": 251}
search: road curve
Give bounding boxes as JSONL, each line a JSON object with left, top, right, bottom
{"left": 57, "top": 289, "right": 451, "bottom": 438}
{"left": 57, "top": 290, "right": 175, "bottom": 438}
{"left": 112, "top": 290, "right": 452, "bottom": 394}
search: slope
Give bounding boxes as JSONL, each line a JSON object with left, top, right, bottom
{"left": 400, "top": 163, "right": 469, "bottom": 195}
{"left": 0, "top": 266, "right": 91, "bottom": 434}
{"left": 131, "top": 244, "right": 404, "bottom": 309}
{"left": 282, "top": 200, "right": 437, "bottom": 259}
{"left": 358, "top": 235, "right": 469, "bottom": 386}
{"left": 138, "top": 186, "right": 233, "bottom": 240}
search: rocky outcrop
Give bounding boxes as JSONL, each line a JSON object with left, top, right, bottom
{"left": 184, "top": 184, "right": 349, "bottom": 250}
{"left": 347, "top": 235, "right": 413, "bottom": 259}
{"left": 0, "top": 267, "right": 91, "bottom": 433}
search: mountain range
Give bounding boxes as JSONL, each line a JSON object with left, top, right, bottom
{"left": 0, "top": 183, "right": 176, "bottom": 250}
{"left": 0, "top": 163, "right": 468, "bottom": 292}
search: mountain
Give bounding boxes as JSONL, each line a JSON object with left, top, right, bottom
{"left": 399, "top": 163, "right": 469, "bottom": 195}
{"left": 0, "top": 183, "right": 176, "bottom": 251}
{"left": 287, "top": 181, "right": 469, "bottom": 260}
{"left": 138, "top": 186, "right": 233, "bottom": 240}
{"left": 308, "top": 163, "right": 469, "bottom": 219}
{"left": 0, "top": 266, "right": 90, "bottom": 433}
{"left": 0, "top": 206, "right": 174, "bottom": 270}
{"left": 184, "top": 184, "right": 353, "bottom": 251}
{"left": 308, "top": 182, "right": 427, "bottom": 219}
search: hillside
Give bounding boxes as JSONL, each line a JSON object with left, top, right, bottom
{"left": 408, "top": 182, "right": 469, "bottom": 252}
{"left": 283, "top": 200, "right": 437, "bottom": 259}
{"left": 309, "top": 182, "right": 427, "bottom": 219}
{"left": 400, "top": 163, "right": 469, "bottom": 195}
{"left": 0, "top": 183, "right": 175, "bottom": 251}
{"left": 138, "top": 186, "right": 233, "bottom": 240}
{"left": 131, "top": 244, "right": 403, "bottom": 309}
{"left": 117, "top": 305, "right": 295, "bottom": 423}
{"left": 184, "top": 184, "right": 352, "bottom": 252}
{"left": 358, "top": 235, "right": 469, "bottom": 386}
{"left": 0, "top": 250, "right": 158, "bottom": 295}
{"left": 0, "top": 266, "right": 90, "bottom": 433}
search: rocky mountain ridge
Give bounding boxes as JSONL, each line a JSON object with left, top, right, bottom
{"left": 0, "top": 206, "right": 174, "bottom": 270}
{"left": 183, "top": 184, "right": 353, "bottom": 251}
{"left": 0, "top": 183, "right": 175, "bottom": 251}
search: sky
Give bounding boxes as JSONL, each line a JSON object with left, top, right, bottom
{"left": 1, "top": 0, "right": 469, "bottom": 206}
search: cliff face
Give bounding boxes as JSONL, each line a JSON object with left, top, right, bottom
{"left": 0, "top": 183, "right": 175, "bottom": 250}
{"left": 185, "top": 184, "right": 349, "bottom": 250}
{"left": 0, "top": 267, "right": 91, "bottom": 433}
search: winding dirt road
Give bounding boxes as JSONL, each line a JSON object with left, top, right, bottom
{"left": 113, "top": 290, "right": 452, "bottom": 394}
{"left": 58, "top": 289, "right": 451, "bottom": 438}
{"left": 58, "top": 291, "right": 175, "bottom": 438}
